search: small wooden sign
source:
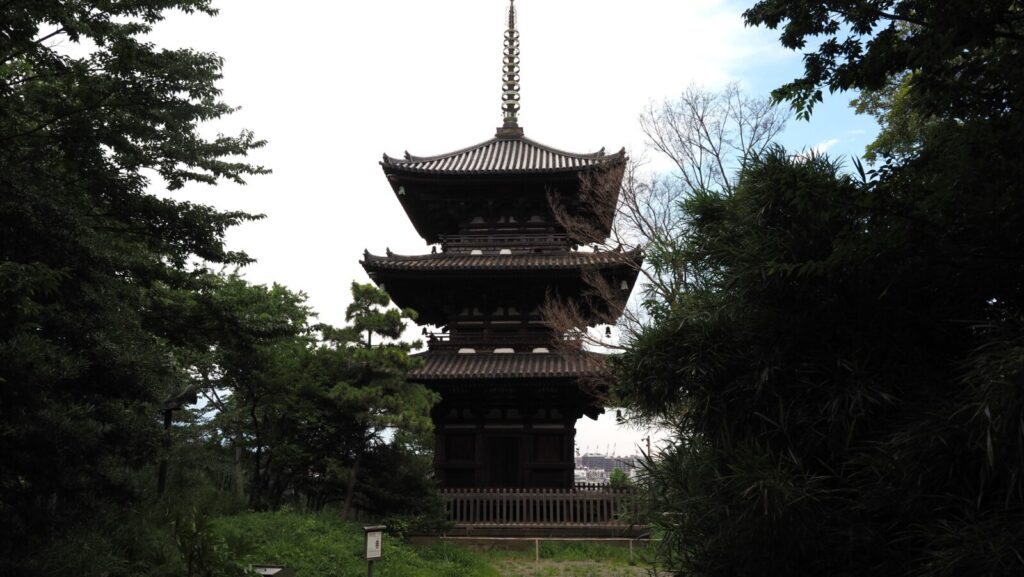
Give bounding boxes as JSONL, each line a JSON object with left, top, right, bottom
{"left": 364, "top": 525, "right": 385, "bottom": 561}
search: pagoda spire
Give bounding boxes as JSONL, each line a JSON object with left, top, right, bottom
{"left": 498, "top": 0, "right": 523, "bottom": 138}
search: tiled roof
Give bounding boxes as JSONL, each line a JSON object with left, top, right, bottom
{"left": 362, "top": 249, "right": 641, "bottom": 272}
{"left": 409, "top": 351, "right": 604, "bottom": 380}
{"left": 381, "top": 136, "right": 625, "bottom": 175}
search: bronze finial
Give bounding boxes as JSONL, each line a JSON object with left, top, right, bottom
{"left": 500, "top": 0, "right": 521, "bottom": 132}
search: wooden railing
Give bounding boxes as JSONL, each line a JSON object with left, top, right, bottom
{"left": 425, "top": 332, "right": 550, "bottom": 351}
{"left": 440, "top": 232, "right": 569, "bottom": 253}
{"left": 440, "top": 484, "right": 644, "bottom": 526}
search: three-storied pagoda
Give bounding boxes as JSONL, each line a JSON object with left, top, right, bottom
{"left": 362, "top": 1, "right": 640, "bottom": 489}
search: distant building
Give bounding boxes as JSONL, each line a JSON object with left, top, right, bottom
{"left": 574, "top": 453, "right": 642, "bottom": 484}
{"left": 578, "top": 453, "right": 641, "bottom": 473}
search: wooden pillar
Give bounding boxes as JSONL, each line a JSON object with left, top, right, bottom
{"left": 434, "top": 429, "right": 446, "bottom": 484}
{"left": 565, "top": 423, "right": 577, "bottom": 487}
{"left": 474, "top": 422, "right": 486, "bottom": 487}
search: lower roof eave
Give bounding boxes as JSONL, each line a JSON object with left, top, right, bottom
{"left": 408, "top": 372, "right": 601, "bottom": 382}
{"left": 407, "top": 351, "right": 608, "bottom": 382}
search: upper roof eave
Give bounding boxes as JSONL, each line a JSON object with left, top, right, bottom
{"left": 380, "top": 135, "right": 626, "bottom": 177}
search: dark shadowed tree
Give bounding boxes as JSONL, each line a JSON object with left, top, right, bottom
{"left": 614, "top": 1, "right": 1024, "bottom": 575}
{"left": 196, "top": 282, "right": 437, "bottom": 516}
{"left": 0, "top": 1, "right": 265, "bottom": 568}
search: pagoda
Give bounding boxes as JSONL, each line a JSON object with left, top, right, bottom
{"left": 362, "top": 0, "right": 640, "bottom": 489}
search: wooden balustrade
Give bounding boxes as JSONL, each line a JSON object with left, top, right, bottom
{"left": 440, "top": 232, "right": 569, "bottom": 252}
{"left": 424, "top": 332, "right": 550, "bottom": 350}
{"left": 440, "top": 484, "right": 643, "bottom": 526}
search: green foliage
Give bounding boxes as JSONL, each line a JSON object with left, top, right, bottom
{"left": 183, "top": 279, "right": 437, "bottom": 513}
{"left": 172, "top": 507, "right": 249, "bottom": 577}
{"left": 614, "top": 84, "right": 787, "bottom": 310}
{"left": 479, "top": 541, "right": 656, "bottom": 577}
{"left": 617, "top": 143, "right": 1024, "bottom": 575}
{"left": 278, "top": 282, "right": 435, "bottom": 513}
{"left": 358, "top": 442, "right": 450, "bottom": 533}
{"left": 617, "top": 3, "right": 1024, "bottom": 575}
{"left": 0, "top": 0, "right": 265, "bottom": 567}
{"left": 743, "top": 0, "right": 1024, "bottom": 119}
{"left": 850, "top": 72, "right": 929, "bottom": 163}
{"left": 27, "top": 505, "right": 187, "bottom": 577}
{"left": 2, "top": 263, "right": 437, "bottom": 572}
{"left": 344, "top": 281, "right": 419, "bottom": 343}
{"left": 0, "top": 3, "right": 441, "bottom": 574}
{"left": 23, "top": 470, "right": 250, "bottom": 577}
{"left": 608, "top": 468, "right": 631, "bottom": 490}
{"left": 211, "top": 512, "right": 498, "bottom": 577}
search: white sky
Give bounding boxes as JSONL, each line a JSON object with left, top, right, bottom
{"left": 145, "top": 0, "right": 877, "bottom": 457}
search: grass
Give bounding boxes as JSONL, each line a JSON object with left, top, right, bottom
{"left": 211, "top": 511, "right": 658, "bottom": 577}
{"left": 211, "top": 512, "right": 499, "bottom": 577}
{"left": 461, "top": 540, "right": 658, "bottom": 577}
{"left": 490, "top": 560, "right": 649, "bottom": 577}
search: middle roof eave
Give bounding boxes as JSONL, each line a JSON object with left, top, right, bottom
{"left": 360, "top": 249, "right": 643, "bottom": 273}
{"left": 408, "top": 350, "right": 607, "bottom": 380}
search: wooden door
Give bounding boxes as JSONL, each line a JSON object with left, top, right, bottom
{"left": 484, "top": 436, "right": 521, "bottom": 487}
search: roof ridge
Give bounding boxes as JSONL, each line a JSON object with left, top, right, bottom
{"left": 384, "top": 137, "right": 500, "bottom": 164}
{"left": 518, "top": 136, "right": 610, "bottom": 160}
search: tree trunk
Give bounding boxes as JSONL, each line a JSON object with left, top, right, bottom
{"left": 248, "top": 386, "right": 263, "bottom": 509}
{"left": 233, "top": 438, "right": 244, "bottom": 500}
{"left": 341, "top": 454, "right": 361, "bottom": 521}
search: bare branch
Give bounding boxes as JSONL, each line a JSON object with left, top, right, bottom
{"left": 639, "top": 82, "right": 788, "bottom": 197}
{"left": 549, "top": 83, "right": 787, "bottom": 351}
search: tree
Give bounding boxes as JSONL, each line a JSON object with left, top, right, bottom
{"left": 608, "top": 468, "right": 631, "bottom": 490}
{"left": 630, "top": 83, "right": 787, "bottom": 310}
{"left": 193, "top": 281, "right": 437, "bottom": 515}
{"left": 319, "top": 282, "right": 436, "bottom": 519}
{"left": 613, "top": 1, "right": 1024, "bottom": 574}
{"left": 640, "top": 83, "right": 788, "bottom": 198}
{"left": 186, "top": 273, "right": 315, "bottom": 509}
{"left": 0, "top": 1, "right": 265, "bottom": 566}
{"left": 544, "top": 84, "right": 787, "bottom": 353}
{"left": 742, "top": 0, "right": 1024, "bottom": 119}
{"left": 846, "top": 71, "right": 933, "bottom": 164}
{"left": 616, "top": 142, "right": 1024, "bottom": 575}
{"left": 617, "top": 150, "right": 875, "bottom": 575}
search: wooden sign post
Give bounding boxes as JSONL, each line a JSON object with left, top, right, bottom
{"left": 363, "top": 525, "right": 385, "bottom": 577}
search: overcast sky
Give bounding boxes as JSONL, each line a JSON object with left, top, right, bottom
{"left": 143, "top": 0, "right": 878, "bottom": 457}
